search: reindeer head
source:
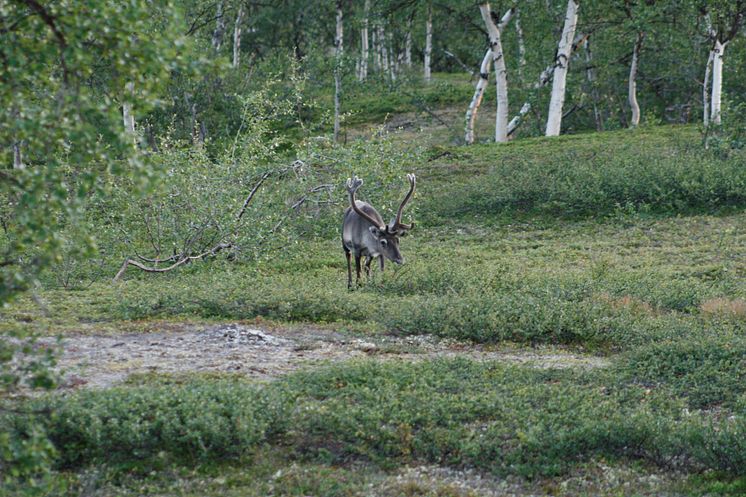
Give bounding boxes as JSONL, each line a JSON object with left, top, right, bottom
{"left": 345, "top": 173, "right": 416, "bottom": 264}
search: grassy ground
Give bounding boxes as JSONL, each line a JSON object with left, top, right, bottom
{"left": 3, "top": 120, "right": 746, "bottom": 495}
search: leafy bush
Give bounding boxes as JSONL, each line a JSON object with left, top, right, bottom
{"left": 615, "top": 335, "right": 746, "bottom": 408}
{"left": 431, "top": 129, "right": 746, "bottom": 221}
{"left": 25, "top": 360, "right": 746, "bottom": 478}
{"left": 40, "top": 380, "right": 292, "bottom": 467}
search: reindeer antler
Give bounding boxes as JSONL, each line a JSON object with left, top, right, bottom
{"left": 346, "top": 175, "right": 385, "bottom": 229}
{"left": 391, "top": 173, "right": 416, "bottom": 232}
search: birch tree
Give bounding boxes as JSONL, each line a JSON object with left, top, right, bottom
{"left": 545, "top": 0, "right": 579, "bottom": 136}
{"left": 479, "top": 3, "right": 514, "bottom": 143}
{"left": 123, "top": 81, "right": 136, "bottom": 137}
{"left": 507, "top": 33, "right": 587, "bottom": 137}
{"left": 212, "top": 1, "right": 225, "bottom": 51}
{"left": 465, "top": 49, "right": 492, "bottom": 144}
{"left": 704, "top": 2, "right": 746, "bottom": 126}
{"left": 628, "top": 31, "right": 644, "bottom": 127}
{"left": 333, "top": 0, "right": 343, "bottom": 142}
{"left": 359, "top": 0, "right": 370, "bottom": 81}
{"left": 583, "top": 38, "right": 603, "bottom": 131}
{"left": 405, "top": 14, "right": 413, "bottom": 67}
{"left": 424, "top": 4, "right": 433, "bottom": 81}
{"left": 232, "top": 3, "right": 244, "bottom": 68}
{"left": 12, "top": 141, "right": 23, "bottom": 169}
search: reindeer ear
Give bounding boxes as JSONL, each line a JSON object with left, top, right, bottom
{"left": 369, "top": 226, "right": 384, "bottom": 238}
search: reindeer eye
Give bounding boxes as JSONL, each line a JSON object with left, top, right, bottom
{"left": 380, "top": 239, "right": 388, "bottom": 247}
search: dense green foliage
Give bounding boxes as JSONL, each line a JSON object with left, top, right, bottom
{"left": 4, "top": 359, "right": 744, "bottom": 479}
{"left": 3, "top": 0, "right": 746, "bottom": 494}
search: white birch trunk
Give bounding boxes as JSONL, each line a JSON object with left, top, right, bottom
{"left": 405, "top": 16, "right": 413, "bottom": 66}
{"left": 372, "top": 25, "right": 381, "bottom": 72}
{"left": 514, "top": 7, "right": 527, "bottom": 82}
{"left": 123, "top": 81, "right": 136, "bottom": 137}
{"left": 710, "top": 39, "right": 726, "bottom": 125}
{"left": 12, "top": 141, "right": 23, "bottom": 169}
{"left": 584, "top": 37, "right": 603, "bottom": 131}
{"left": 380, "top": 24, "right": 390, "bottom": 77}
{"left": 465, "top": 49, "right": 492, "bottom": 144}
{"left": 232, "top": 4, "right": 244, "bottom": 68}
{"left": 545, "top": 0, "right": 579, "bottom": 137}
{"left": 388, "top": 29, "right": 396, "bottom": 81}
{"left": 424, "top": 5, "right": 432, "bottom": 81}
{"left": 212, "top": 1, "right": 225, "bottom": 51}
{"left": 703, "top": 48, "right": 714, "bottom": 125}
{"left": 359, "top": 0, "right": 370, "bottom": 81}
{"left": 628, "top": 32, "right": 643, "bottom": 127}
{"left": 333, "top": 1, "right": 343, "bottom": 142}
{"left": 507, "top": 33, "right": 586, "bottom": 137}
{"left": 480, "top": 4, "right": 513, "bottom": 143}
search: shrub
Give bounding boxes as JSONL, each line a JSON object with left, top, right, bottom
{"left": 615, "top": 335, "right": 746, "bottom": 408}
{"left": 41, "top": 380, "right": 292, "bottom": 467}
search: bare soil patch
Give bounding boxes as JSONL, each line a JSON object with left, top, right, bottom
{"left": 50, "top": 323, "right": 609, "bottom": 389}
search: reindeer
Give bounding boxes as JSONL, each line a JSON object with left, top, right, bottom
{"left": 342, "top": 174, "right": 416, "bottom": 288}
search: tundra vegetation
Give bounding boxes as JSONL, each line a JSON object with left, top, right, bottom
{"left": 2, "top": 0, "right": 746, "bottom": 495}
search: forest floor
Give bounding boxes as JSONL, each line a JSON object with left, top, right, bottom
{"left": 49, "top": 323, "right": 608, "bottom": 389}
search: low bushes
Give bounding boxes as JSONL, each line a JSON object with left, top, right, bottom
{"left": 13, "top": 359, "right": 745, "bottom": 477}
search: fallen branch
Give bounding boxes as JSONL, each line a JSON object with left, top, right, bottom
{"left": 113, "top": 243, "right": 231, "bottom": 282}
{"left": 113, "top": 160, "right": 311, "bottom": 282}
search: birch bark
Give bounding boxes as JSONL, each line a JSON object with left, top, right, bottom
{"left": 212, "top": 1, "right": 225, "bottom": 51}
{"left": 583, "top": 38, "right": 603, "bottom": 131}
{"left": 424, "top": 4, "right": 432, "bottom": 81}
{"left": 232, "top": 4, "right": 244, "bottom": 68}
{"left": 405, "top": 16, "right": 413, "bottom": 67}
{"left": 333, "top": 1, "right": 343, "bottom": 142}
{"left": 123, "top": 81, "right": 136, "bottom": 137}
{"left": 359, "top": 0, "right": 370, "bottom": 81}
{"left": 703, "top": 48, "right": 714, "bottom": 125}
{"left": 12, "top": 142, "right": 23, "bottom": 169}
{"left": 479, "top": 4, "right": 513, "bottom": 143}
{"left": 545, "top": 0, "right": 579, "bottom": 136}
{"left": 710, "top": 39, "right": 726, "bottom": 125}
{"left": 628, "top": 31, "right": 643, "bottom": 127}
{"left": 465, "top": 49, "right": 492, "bottom": 144}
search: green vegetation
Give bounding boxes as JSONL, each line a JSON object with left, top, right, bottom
{"left": 3, "top": 1, "right": 746, "bottom": 494}
{"left": 3, "top": 125, "right": 746, "bottom": 495}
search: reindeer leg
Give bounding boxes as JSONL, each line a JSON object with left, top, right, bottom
{"left": 379, "top": 255, "right": 384, "bottom": 272}
{"left": 345, "top": 247, "right": 352, "bottom": 289}
{"left": 355, "top": 255, "right": 362, "bottom": 286}
{"left": 364, "top": 256, "right": 373, "bottom": 278}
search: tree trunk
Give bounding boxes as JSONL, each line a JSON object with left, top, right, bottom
{"left": 545, "top": 0, "right": 579, "bottom": 137}
{"left": 212, "top": 1, "right": 225, "bottom": 51}
{"left": 388, "top": 29, "right": 396, "bottom": 81}
{"left": 372, "top": 25, "right": 380, "bottom": 72}
{"left": 465, "top": 49, "right": 492, "bottom": 144}
{"left": 628, "top": 31, "right": 644, "bottom": 127}
{"left": 514, "top": 7, "right": 527, "bottom": 82}
{"left": 232, "top": 4, "right": 244, "bottom": 68}
{"left": 507, "top": 33, "right": 587, "bottom": 137}
{"left": 333, "top": 1, "right": 343, "bottom": 142}
{"left": 380, "top": 24, "right": 390, "bottom": 77}
{"left": 424, "top": 4, "right": 432, "bottom": 82}
{"left": 405, "top": 15, "right": 413, "bottom": 66}
{"left": 710, "top": 39, "right": 726, "bottom": 125}
{"left": 583, "top": 37, "right": 603, "bottom": 131}
{"left": 480, "top": 4, "right": 513, "bottom": 143}
{"left": 123, "top": 81, "right": 136, "bottom": 137}
{"left": 12, "top": 141, "right": 23, "bottom": 169}
{"left": 703, "top": 48, "right": 714, "bottom": 125}
{"left": 359, "top": 0, "right": 369, "bottom": 81}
